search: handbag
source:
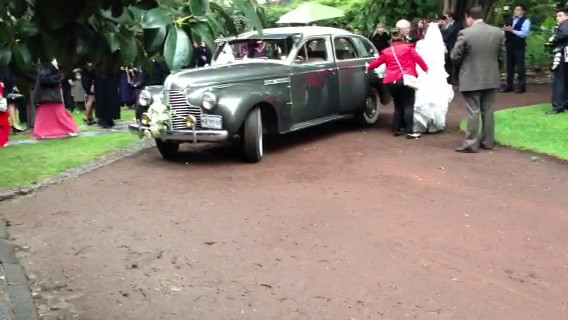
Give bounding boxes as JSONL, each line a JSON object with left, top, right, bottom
{"left": 0, "top": 98, "right": 6, "bottom": 112}
{"left": 391, "top": 47, "right": 421, "bottom": 90}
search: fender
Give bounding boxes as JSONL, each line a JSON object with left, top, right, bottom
{"left": 208, "top": 81, "right": 291, "bottom": 135}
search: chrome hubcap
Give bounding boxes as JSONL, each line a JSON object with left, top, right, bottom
{"left": 365, "top": 97, "right": 377, "bottom": 118}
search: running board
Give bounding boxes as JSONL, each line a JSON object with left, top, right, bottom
{"left": 288, "top": 114, "right": 354, "bottom": 132}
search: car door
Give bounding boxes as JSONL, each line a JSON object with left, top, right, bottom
{"left": 289, "top": 36, "right": 339, "bottom": 124}
{"left": 333, "top": 36, "right": 369, "bottom": 114}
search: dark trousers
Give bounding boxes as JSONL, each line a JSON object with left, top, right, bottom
{"left": 445, "top": 54, "right": 457, "bottom": 85}
{"left": 388, "top": 83, "right": 415, "bottom": 133}
{"left": 552, "top": 62, "right": 568, "bottom": 111}
{"left": 506, "top": 46, "right": 526, "bottom": 90}
{"left": 461, "top": 89, "right": 496, "bottom": 150}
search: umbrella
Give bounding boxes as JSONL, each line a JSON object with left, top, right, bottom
{"left": 276, "top": 3, "right": 344, "bottom": 25}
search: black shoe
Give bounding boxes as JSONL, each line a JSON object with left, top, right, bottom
{"left": 545, "top": 109, "right": 565, "bottom": 115}
{"left": 499, "top": 87, "right": 513, "bottom": 93}
{"left": 393, "top": 131, "right": 404, "bottom": 137}
{"left": 455, "top": 146, "right": 478, "bottom": 153}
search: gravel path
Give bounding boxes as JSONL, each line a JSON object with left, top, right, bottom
{"left": 0, "top": 85, "right": 566, "bottom": 319}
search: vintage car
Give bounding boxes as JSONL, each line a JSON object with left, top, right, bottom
{"left": 129, "top": 26, "right": 388, "bottom": 162}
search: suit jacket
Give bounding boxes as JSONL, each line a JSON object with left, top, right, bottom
{"left": 442, "top": 21, "right": 462, "bottom": 52}
{"left": 451, "top": 21, "right": 505, "bottom": 92}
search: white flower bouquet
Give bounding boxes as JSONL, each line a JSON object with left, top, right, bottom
{"left": 140, "top": 101, "right": 171, "bottom": 139}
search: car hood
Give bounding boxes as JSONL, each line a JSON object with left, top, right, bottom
{"left": 165, "top": 61, "right": 290, "bottom": 91}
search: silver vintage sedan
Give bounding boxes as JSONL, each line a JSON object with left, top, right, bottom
{"left": 130, "top": 27, "right": 388, "bottom": 162}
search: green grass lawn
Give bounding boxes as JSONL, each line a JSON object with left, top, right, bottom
{"left": 0, "top": 133, "right": 139, "bottom": 190}
{"left": 461, "top": 104, "right": 568, "bottom": 160}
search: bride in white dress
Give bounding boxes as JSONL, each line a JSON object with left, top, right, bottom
{"left": 414, "top": 23, "right": 454, "bottom": 133}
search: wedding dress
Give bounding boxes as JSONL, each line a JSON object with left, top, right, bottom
{"left": 414, "top": 23, "right": 454, "bottom": 133}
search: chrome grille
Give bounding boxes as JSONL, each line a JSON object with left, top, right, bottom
{"left": 168, "top": 90, "right": 202, "bottom": 130}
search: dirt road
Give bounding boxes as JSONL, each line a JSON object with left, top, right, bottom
{"left": 1, "top": 86, "right": 566, "bottom": 319}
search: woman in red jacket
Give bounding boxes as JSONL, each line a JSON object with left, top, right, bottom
{"left": 368, "top": 28, "right": 428, "bottom": 139}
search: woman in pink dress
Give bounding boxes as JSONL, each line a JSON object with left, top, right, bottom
{"left": 0, "top": 81, "right": 10, "bottom": 148}
{"left": 33, "top": 61, "right": 79, "bottom": 140}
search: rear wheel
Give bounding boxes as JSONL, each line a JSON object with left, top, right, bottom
{"left": 242, "top": 108, "right": 263, "bottom": 163}
{"left": 155, "top": 139, "right": 179, "bottom": 160}
{"left": 358, "top": 87, "right": 381, "bottom": 125}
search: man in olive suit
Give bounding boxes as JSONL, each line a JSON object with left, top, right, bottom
{"left": 451, "top": 6, "right": 506, "bottom": 153}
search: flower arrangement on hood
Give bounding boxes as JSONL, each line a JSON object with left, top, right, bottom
{"left": 140, "top": 100, "right": 170, "bottom": 138}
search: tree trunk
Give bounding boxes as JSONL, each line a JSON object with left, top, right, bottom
{"left": 444, "top": 0, "right": 497, "bottom": 22}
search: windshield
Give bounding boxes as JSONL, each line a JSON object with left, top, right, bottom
{"left": 213, "top": 37, "right": 295, "bottom": 65}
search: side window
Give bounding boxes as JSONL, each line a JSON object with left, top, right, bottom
{"left": 353, "top": 37, "right": 378, "bottom": 58}
{"left": 295, "top": 38, "right": 328, "bottom": 64}
{"left": 334, "top": 37, "right": 359, "bottom": 60}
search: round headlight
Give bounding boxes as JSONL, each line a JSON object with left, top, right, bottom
{"left": 138, "top": 90, "right": 152, "bottom": 107}
{"left": 202, "top": 92, "right": 217, "bottom": 110}
{"left": 140, "top": 113, "right": 151, "bottom": 126}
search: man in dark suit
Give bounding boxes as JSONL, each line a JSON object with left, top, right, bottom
{"left": 451, "top": 6, "right": 506, "bottom": 153}
{"left": 501, "top": 5, "right": 531, "bottom": 93}
{"left": 442, "top": 12, "right": 462, "bottom": 84}
{"left": 547, "top": 8, "right": 568, "bottom": 114}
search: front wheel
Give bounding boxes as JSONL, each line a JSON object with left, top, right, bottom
{"left": 242, "top": 108, "right": 263, "bottom": 163}
{"left": 155, "top": 139, "right": 179, "bottom": 160}
{"left": 358, "top": 87, "right": 382, "bottom": 126}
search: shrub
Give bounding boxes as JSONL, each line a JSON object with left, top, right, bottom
{"left": 526, "top": 31, "right": 552, "bottom": 71}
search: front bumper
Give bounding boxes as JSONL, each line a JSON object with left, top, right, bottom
{"left": 128, "top": 123, "right": 229, "bottom": 143}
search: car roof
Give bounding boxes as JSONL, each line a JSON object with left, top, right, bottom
{"left": 234, "top": 27, "right": 354, "bottom": 40}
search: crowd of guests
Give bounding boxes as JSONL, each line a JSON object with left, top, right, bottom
{"left": 0, "top": 59, "right": 172, "bottom": 147}
{"left": 0, "top": 38, "right": 215, "bottom": 148}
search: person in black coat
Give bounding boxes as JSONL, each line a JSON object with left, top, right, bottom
{"left": 441, "top": 12, "right": 462, "bottom": 85}
{"left": 370, "top": 23, "right": 390, "bottom": 53}
{"left": 547, "top": 9, "right": 568, "bottom": 114}
{"left": 94, "top": 70, "right": 121, "bottom": 129}
{"left": 191, "top": 42, "right": 212, "bottom": 68}
{"left": 0, "top": 67, "right": 26, "bottom": 131}
{"left": 81, "top": 64, "right": 96, "bottom": 125}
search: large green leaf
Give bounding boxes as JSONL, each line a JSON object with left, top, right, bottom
{"left": 7, "top": 0, "right": 27, "bottom": 18}
{"left": 189, "top": 0, "right": 210, "bottom": 17}
{"left": 34, "top": 0, "right": 85, "bottom": 30}
{"left": 0, "top": 0, "right": 7, "bottom": 19}
{"left": 104, "top": 32, "right": 121, "bottom": 52}
{"left": 210, "top": 2, "right": 237, "bottom": 35}
{"left": 233, "top": 0, "right": 263, "bottom": 33}
{"left": 0, "top": 20, "right": 13, "bottom": 43}
{"left": 12, "top": 44, "right": 32, "bottom": 72}
{"left": 142, "top": 7, "right": 174, "bottom": 28}
{"left": 127, "top": 7, "right": 145, "bottom": 24}
{"left": 120, "top": 36, "right": 138, "bottom": 63}
{"left": 15, "top": 20, "right": 40, "bottom": 39}
{"left": 190, "top": 22, "right": 215, "bottom": 51}
{"left": 205, "top": 13, "right": 223, "bottom": 36}
{"left": 143, "top": 26, "right": 167, "bottom": 54}
{"left": 0, "top": 47, "right": 12, "bottom": 68}
{"left": 163, "top": 26, "right": 191, "bottom": 71}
